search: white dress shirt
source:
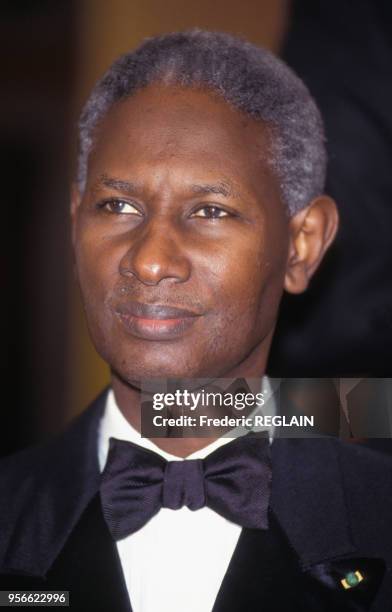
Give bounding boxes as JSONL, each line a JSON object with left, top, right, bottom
{"left": 98, "top": 382, "right": 274, "bottom": 612}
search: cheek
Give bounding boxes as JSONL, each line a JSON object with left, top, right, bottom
{"left": 74, "top": 228, "right": 121, "bottom": 338}
{"left": 201, "top": 234, "right": 287, "bottom": 344}
{"left": 209, "top": 235, "right": 283, "bottom": 310}
{"left": 75, "top": 225, "right": 118, "bottom": 294}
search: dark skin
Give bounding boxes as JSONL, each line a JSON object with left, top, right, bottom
{"left": 71, "top": 83, "right": 338, "bottom": 456}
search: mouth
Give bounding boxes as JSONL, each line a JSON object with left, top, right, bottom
{"left": 114, "top": 301, "right": 202, "bottom": 341}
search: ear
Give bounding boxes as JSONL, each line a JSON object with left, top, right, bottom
{"left": 70, "top": 182, "right": 82, "bottom": 249}
{"left": 284, "top": 195, "right": 339, "bottom": 294}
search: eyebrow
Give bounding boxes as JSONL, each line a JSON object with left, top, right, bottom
{"left": 95, "top": 174, "right": 237, "bottom": 199}
{"left": 190, "top": 182, "right": 235, "bottom": 198}
{"left": 95, "top": 174, "right": 141, "bottom": 195}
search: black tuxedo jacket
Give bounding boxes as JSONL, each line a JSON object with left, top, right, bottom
{"left": 1, "top": 390, "right": 392, "bottom": 611}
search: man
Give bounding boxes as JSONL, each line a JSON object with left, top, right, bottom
{"left": 1, "top": 30, "right": 391, "bottom": 611}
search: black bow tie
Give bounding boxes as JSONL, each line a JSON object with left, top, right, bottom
{"left": 100, "top": 434, "right": 272, "bottom": 540}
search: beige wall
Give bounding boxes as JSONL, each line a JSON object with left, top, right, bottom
{"left": 68, "top": 0, "right": 288, "bottom": 418}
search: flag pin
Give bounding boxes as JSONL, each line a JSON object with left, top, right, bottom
{"left": 341, "top": 570, "right": 364, "bottom": 590}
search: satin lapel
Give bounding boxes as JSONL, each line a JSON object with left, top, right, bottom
{"left": 0, "top": 495, "right": 131, "bottom": 611}
{"left": 213, "top": 438, "right": 386, "bottom": 612}
{"left": 45, "top": 494, "right": 132, "bottom": 612}
{"left": 269, "top": 440, "right": 388, "bottom": 609}
{"left": 212, "top": 514, "right": 385, "bottom": 612}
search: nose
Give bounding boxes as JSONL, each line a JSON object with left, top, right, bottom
{"left": 119, "top": 218, "right": 191, "bottom": 286}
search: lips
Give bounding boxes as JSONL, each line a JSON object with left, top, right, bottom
{"left": 114, "top": 301, "right": 202, "bottom": 341}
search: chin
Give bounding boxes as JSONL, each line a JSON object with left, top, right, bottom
{"left": 109, "top": 351, "right": 205, "bottom": 384}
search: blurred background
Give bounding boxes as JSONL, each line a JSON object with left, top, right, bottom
{"left": 2, "top": 0, "right": 391, "bottom": 456}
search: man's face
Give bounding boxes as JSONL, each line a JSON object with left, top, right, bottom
{"left": 72, "top": 84, "right": 291, "bottom": 383}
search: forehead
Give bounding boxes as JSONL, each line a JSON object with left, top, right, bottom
{"left": 87, "top": 83, "right": 280, "bottom": 202}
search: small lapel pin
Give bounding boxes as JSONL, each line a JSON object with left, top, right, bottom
{"left": 341, "top": 570, "right": 364, "bottom": 590}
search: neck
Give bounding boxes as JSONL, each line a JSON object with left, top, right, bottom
{"left": 111, "top": 335, "right": 272, "bottom": 457}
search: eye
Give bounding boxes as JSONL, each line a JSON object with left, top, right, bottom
{"left": 100, "top": 199, "right": 142, "bottom": 215}
{"left": 190, "top": 205, "right": 231, "bottom": 219}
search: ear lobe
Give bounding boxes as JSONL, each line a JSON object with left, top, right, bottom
{"left": 284, "top": 195, "right": 339, "bottom": 294}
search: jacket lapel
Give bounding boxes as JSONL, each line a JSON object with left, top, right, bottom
{"left": 212, "top": 438, "right": 386, "bottom": 611}
{"left": 271, "top": 438, "right": 387, "bottom": 610}
{"left": 45, "top": 494, "right": 132, "bottom": 611}
{"left": 0, "top": 390, "right": 107, "bottom": 577}
{"left": 212, "top": 515, "right": 385, "bottom": 611}
{"left": 0, "top": 494, "right": 131, "bottom": 612}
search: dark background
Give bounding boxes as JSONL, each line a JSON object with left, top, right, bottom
{"left": 2, "top": 2, "right": 76, "bottom": 454}
{"left": 269, "top": 0, "right": 392, "bottom": 378}
{"left": 2, "top": 0, "right": 391, "bottom": 457}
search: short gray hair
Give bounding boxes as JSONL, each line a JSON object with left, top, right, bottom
{"left": 78, "top": 29, "right": 327, "bottom": 216}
